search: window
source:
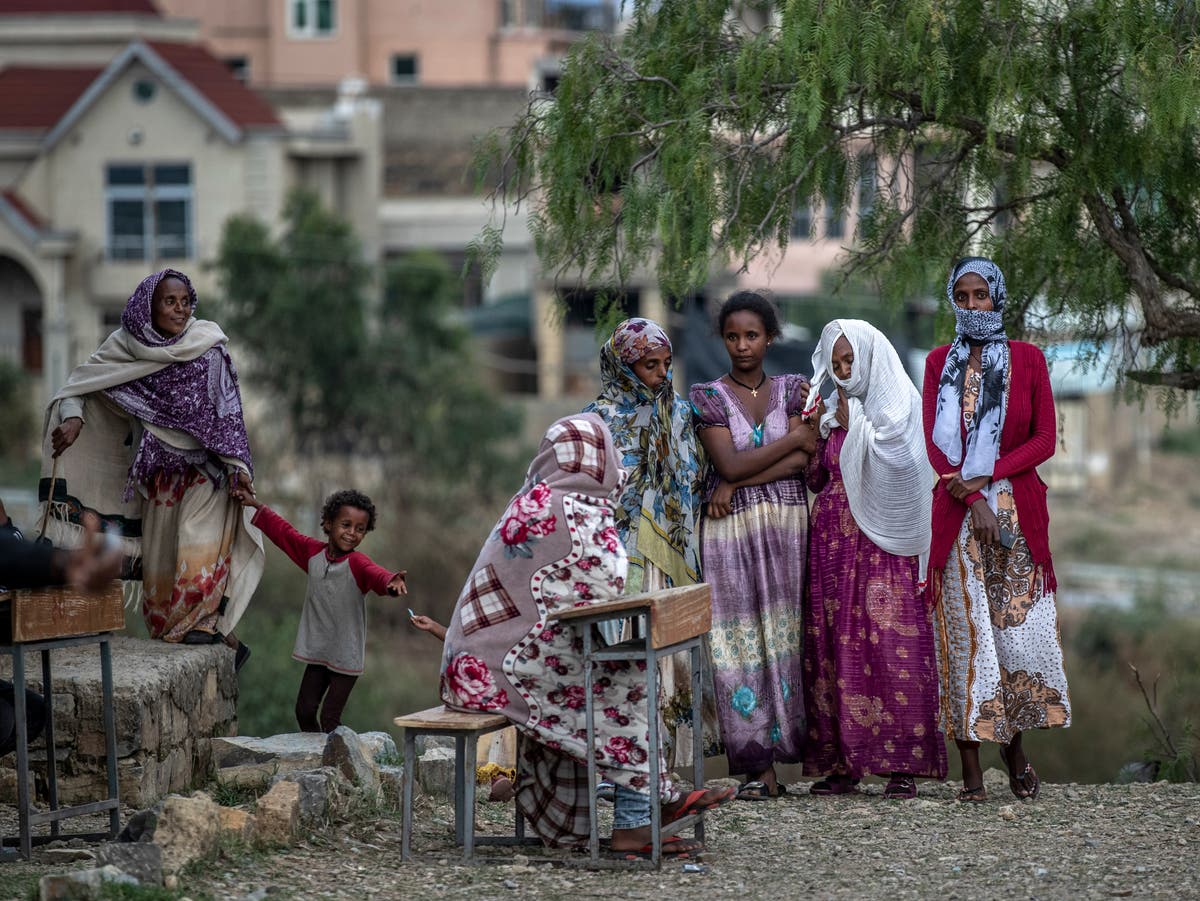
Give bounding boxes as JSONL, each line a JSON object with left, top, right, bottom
{"left": 105, "top": 163, "right": 192, "bottom": 261}
{"left": 857, "top": 154, "right": 877, "bottom": 223}
{"left": 390, "top": 54, "right": 418, "bottom": 85}
{"left": 791, "top": 204, "right": 813, "bottom": 239}
{"left": 225, "top": 56, "right": 250, "bottom": 83}
{"left": 290, "top": 0, "right": 336, "bottom": 37}
{"left": 824, "top": 197, "right": 845, "bottom": 240}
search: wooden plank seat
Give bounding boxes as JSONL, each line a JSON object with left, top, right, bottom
{"left": 394, "top": 705, "right": 533, "bottom": 862}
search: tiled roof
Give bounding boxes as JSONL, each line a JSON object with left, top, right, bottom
{"left": 145, "top": 41, "right": 281, "bottom": 128}
{"left": 0, "top": 189, "right": 46, "bottom": 231}
{"left": 0, "top": 0, "right": 160, "bottom": 14}
{"left": 0, "top": 66, "right": 102, "bottom": 130}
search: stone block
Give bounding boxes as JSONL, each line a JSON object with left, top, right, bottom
{"left": 94, "top": 842, "right": 163, "bottom": 886}
{"left": 378, "top": 763, "right": 409, "bottom": 806}
{"left": 322, "top": 726, "right": 379, "bottom": 790}
{"left": 211, "top": 733, "right": 326, "bottom": 772}
{"left": 416, "top": 747, "right": 456, "bottom": 797}
{"left": 255, "top": 779, "right": 300, "bottom": 844}
{"left": 273, "top": 767, "right": 345, "bottom": 828}
{"left": 39, "top": 865, "right": 138, "bottom": 900}
{"left": 218, "top": 806, "right": 257, "bottom": 842}
{"left": 359, "top": 731, "right": 398, "bottom": 761}
{"left": 152, "top": 793, "right": 222, "bottom": 875}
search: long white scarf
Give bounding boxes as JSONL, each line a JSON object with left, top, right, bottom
{"left": 808, "top": 320, "right": 932, "bottom": 565}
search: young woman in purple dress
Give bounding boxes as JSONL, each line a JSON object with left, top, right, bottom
{"left": 802, "top": 320, "right": 946, "bottom": 799}
{"left": 689, "top": 291, "right": 817, "bottom": 801}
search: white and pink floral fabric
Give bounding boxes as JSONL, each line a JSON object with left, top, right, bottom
{"left": 440, "top": 413, "right": 674, "bottom": 847}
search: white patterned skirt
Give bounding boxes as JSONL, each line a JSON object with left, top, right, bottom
{"left": 932, "top": 479, "right": 1071, "bottom": 744}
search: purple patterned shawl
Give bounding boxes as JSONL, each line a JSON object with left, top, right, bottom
{"left": 105, "top": 269, "right": 252, "bottom": 490}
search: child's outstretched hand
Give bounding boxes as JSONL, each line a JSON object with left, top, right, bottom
{"left": 230, "top": 477, "right": 262, "bottom": 508}
{"left": 386, "top": 571, "right": 408, "bottom": 596}
{"left": 410, "top": 612, "right": 447, "bottom": 641}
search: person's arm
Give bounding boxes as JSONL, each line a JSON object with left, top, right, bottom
{"left": 348, "top": 553, "right": 407, "bottom": 597}
{"left": 250, "top": 506, "right": 325, "bottom": 571}
{"left": 697, "top": 421, "right": 815, "bottom": 484}
{"left": 990, "top": 348, "right": 1057, "bottom": 480}
{"left": 0, "top": 540, "right": 65, "bottom": 589}
{"left": 922, "top": 352, "right": 986, "bottom": 507}
{"left": 410, "top": 614, "right": 446, "bottom": 641}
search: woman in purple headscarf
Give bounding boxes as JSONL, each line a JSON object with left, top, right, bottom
{"left": 39, "top": 270, "right": 262, "bottom": 661}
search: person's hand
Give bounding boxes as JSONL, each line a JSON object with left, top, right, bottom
{"left": 796, "top": 381, "right": 811, "bottom": 411}
{"left": 51, "top": 417, "right": 83, "bottom": 457}
{"left": 942, "top": 472, "right": 990, "bottom": 501}
{"left": 969, "top": 499, "right": 1001, "bottom": 546}
{"left": 229, "top": 475, "right": 262, "bottom": 508}
{"left": 707, "top": 479, "right": 736, "bottom": 520}
{"left": 410, "top": 614, "right": 446, "bottom": 640}
{"left": 387, "top": 571, "right": 408, "bottom": 596}
{"left": 64, "top": 513, "right": 123, "bottom": 591}
{"left": 834, "top": 388, "right": 850, "bottom": 431}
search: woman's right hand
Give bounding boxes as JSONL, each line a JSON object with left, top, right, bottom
{"left": 834, "top": 388, "right": 850, "bottom": 431}
{"left": 707, "top": 479, "right": 736, "bottom": 520}
{"left": 51, "top": 417, "right": 83, "bottom": 457}
{"left": 969, "top": 499, "right": 1001, "bottom": 546}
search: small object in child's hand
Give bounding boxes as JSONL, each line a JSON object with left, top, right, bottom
{"left": 408, "top": 608, "right": 416, "bottom": 619}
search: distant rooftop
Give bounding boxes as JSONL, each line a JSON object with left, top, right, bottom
{"left": 0, "top": 0, "right": 160, "bottom": 13}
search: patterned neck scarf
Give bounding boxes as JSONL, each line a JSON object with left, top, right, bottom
{"left": 106, "top": 270, "right": 253, "bottom": 488}
{"left": 932, "top": 257, "right": 1011, "bottom": 480}
{"left": 582, "top": 318, "right": 703, "bottom": 588}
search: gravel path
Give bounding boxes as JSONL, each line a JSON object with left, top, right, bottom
{"left": 3, "top": 769, "right": 1198, "bottom": 900}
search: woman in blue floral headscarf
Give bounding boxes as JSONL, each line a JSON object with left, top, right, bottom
{"left": 584, "top": 318, "right": 717, "bottom": 765}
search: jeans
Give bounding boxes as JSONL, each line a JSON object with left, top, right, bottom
{"left": 612, "top": 783, "right": 651, "bottom": 830}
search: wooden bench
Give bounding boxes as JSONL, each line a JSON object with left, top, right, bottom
{"left": 393, "top": 705, "right": 534, "bottom": 861}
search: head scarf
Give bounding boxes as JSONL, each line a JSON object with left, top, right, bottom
{"left": 105, "top": 270, "right": 252, "bottom": 490}
{"left": 931, "top": 257, "right": 1011, "bottom": 480}
{"left": 440, "top": 415, "right": 677, "bottom": 846}
{"left": 809, "top": 320, "right": 932, "bottom": 563}
{"left": 582, "top": 318, "right": 703, "bottom": 592}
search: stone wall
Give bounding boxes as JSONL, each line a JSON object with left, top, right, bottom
{"left": 0, "top": 636, "right": 237, "bottom": 808}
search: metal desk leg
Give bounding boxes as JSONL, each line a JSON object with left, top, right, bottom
{"left": 514, "top": 731, "right": 525, "bottom": 841}
{"left": 453, "top": 737, "right": 466, "bottom": 847}
{"left": 646, "top": 631, "right": 660, "bottom": 868}
{"left": 584, "top": 626, "right": 599, "bottom": 865}
{"left": 690, "top": 641, "right": 704, "bottom": 844}
{"left": 463, "top": 733, "right": 478, "bottom": 861}
{"left": 42, "top": 647, "right": 59, "bottom": 838}
{"left": 13, "top": 644, "right": 31, "bottom": 859}
{"left": 401, "top": 731, "right": 416, "bottom": 861}
{"left": 100, "top": 636, "right": 119, "bottom": 838}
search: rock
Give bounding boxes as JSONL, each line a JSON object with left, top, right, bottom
{"left": 379, "top": 764, "right": 408, "bottom": 805}
{"left": 38, "top": 865, "right": 138, "bottom": 900}
{"left": 998, "top": 805, "right": 1018, "bottom": 821}
{"left": 416, "top": 735, "right": 455, "bottom": 754}
{"left": 272, "top": 767, "right": 346, "bottom": 827}
{"left": 981, "top": 767, "right": 1009, "bottom": 793}
{"left": 359, "top": 731, "right": 399, "bottom": 762}
{"left": 152, "top": 793, "right": 222, "bottom": 875}
{"left": 218, "top": 806, "right": 257, "bottom": 842}
{"left": 211, "top": 733, "right": 326, "bottom": 771}
{"left": 94, "top": 843, "right": 163, "bottom": 886}
{"left": 322, "top": 726, "right": 379, "bottom": 790}
{"left": 1116, "top": 761, "right": 1159, "bottom": 784}
{"left": 39, "top": 848, "right": 96, "bottom": 863}
{"left": 164, "top": 875, "right": 178, "bottom": 890}
{"left": 417, "top": 746, "right": 456, "bottom": 797}
{"left": 255, "top": 779, "right": 301, "bottom": 844}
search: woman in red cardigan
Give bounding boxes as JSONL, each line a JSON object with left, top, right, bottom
{"left": 923, "top": 257, "right": 1071, "bottom": 804}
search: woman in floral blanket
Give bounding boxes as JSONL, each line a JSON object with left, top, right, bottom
{"left": 440, "top": 414, "right": 731, "bottom": 856}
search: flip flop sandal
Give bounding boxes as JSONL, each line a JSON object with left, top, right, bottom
{"left": 736, "top": 780, "right": 788, "bottom": 801}
{"left": 670, "top": 785, "right": 738, "bottom": 820}
{"left": 618, "top": 837, "right": 703, "bottom": 861}
{"left": 809, "top": 776, "right": 859, "bottom": 796}
{"left": 956, "top": 785, "right": 988, "bottom": 803}
{"left": 1001, "top": 744, "right": 1038, "bottom": 800}
{"left": 883, "top": 776, "right": 918, "bottom": 800}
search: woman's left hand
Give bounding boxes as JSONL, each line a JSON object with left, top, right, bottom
{"left": 942, "top": 472, "right": 989, "bottom": 500}
{"left": 834, "top": 388, "right": 850, "bottom": 431}
{"left": 707, "top": 480, "right": 736, "bottom": 520}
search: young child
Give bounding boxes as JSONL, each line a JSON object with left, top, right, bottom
{"left": 235, "top": 488, "right": 407, "bottom": 733}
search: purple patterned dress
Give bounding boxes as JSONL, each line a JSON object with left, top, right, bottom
{"left": 689, "top": 375, "right": 809, "bottom": 776}
{"left": 803, "top": 427, "right": 947, "bottom": 779}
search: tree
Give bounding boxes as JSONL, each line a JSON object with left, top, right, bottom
{"left": 483, "top": 0, "right": 1200, "bottom": 394}
{"left": 214, "top": 189, "right": 523, "bottom": 498}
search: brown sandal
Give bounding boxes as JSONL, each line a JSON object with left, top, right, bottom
{"left": 883, "top": 775, "right": 917, "bottom": 800}
{"left": 956, "top": 785, "right": 988, "bottom": 803}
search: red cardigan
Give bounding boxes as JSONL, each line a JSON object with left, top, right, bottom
{"left": 922, "top": 340, "right": 1057, "bottom": 590}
